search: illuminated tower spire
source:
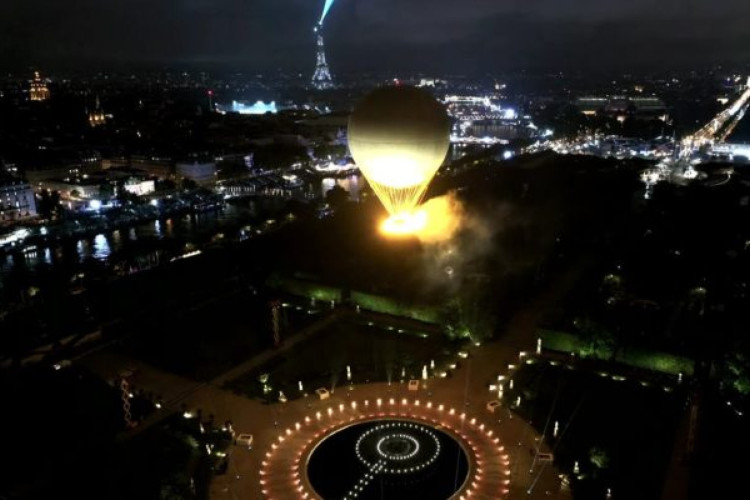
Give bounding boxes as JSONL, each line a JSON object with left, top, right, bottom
{"left": 312, "top": 25, "right": 334, "bottom": 89}
{"left": 88, "top": 94, "right": 106, "bottom": 127}
{"left": 29, "top": 71, "right": 50, "bottom": 102}
{"left": 311, "top": 1, "right": 335, "bottom": 90}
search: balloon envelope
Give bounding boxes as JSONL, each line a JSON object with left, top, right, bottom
{"left": 348, "top": 86, "right": 450, "bottom": 216}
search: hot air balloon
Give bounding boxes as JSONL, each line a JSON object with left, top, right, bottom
{"left": 348, "top": 86, "right": 451, "bottom": 235}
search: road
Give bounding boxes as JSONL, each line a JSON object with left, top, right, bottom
{"left": 683, "top": 83, "right": 750, "bottom": 154}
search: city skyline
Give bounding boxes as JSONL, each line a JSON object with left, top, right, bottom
{"left": 3, "top": 3, "right": 750, "bottom": 499}
{"left": 1, "top": 0, "right": 749, "bottom": 73}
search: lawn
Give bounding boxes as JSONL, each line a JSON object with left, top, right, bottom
{"left": 224, "top": 317, "right": 465, "bottom": 402}
{"left": 538, "top": 329, "right": 695, "bottom": 376}
{"left": 119, "top": 291, "right": 321, "bottom": 381}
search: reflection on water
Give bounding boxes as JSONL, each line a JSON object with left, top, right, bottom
{"left": 1, "top": 181, "right": 364, "bottom": 290}
{"left": 320, "top": 175, "right": 363, "bottom": 201}
{"left": 93, "top": 234, "right": 111, "bottom": 261}
{"left": 76, "top": 240, "right": 86, "bottom": 262}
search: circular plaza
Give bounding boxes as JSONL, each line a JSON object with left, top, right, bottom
{"left": 259, "top": 397, "right": 511, "bottom": 499}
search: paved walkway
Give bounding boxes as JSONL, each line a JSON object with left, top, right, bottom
{"left": 82, "top": 311, "right": 341, "bottom": 438}
{"left": 210, "top": 311, "right": 341, "bottom": 387}
{"left": 659, "top": 401, "right": 693, "bottom": 500}
{"left": 80, "top": 334, "right": 570, "bottom": 499}
{"left": 79, "top": 259, "right": 588, "bottom": 499}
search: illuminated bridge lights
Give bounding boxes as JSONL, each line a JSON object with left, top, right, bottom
{"left": 685, "top": 85, "right": 750, "bottom": 151}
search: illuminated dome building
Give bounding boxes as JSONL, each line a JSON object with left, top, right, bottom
{"left": 29, "top": 71, "right": 50, "bottom": 102}
{"left": 88, "top": 96, "right": 107, "bottom": 127}
{"left": 215, "top": 100, "right": 278, "bottom": 115}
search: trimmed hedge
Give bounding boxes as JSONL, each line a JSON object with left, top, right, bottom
{"left": 539, "top": 329, "right": 694, "bottom": 376}
{"left": 538, "top": 329, "right": 586, "bottom": 353}
{"left": 617, "top": 348, "right": 693, "bottom": 376}
{"left": 267, "top": 275, "right": 441, "bottom": 324}
{"left": 267, "top": 275, "right": 341, "bottom": 303}
{"left": 349, "top": 291, "right": 441, "bottom": 325}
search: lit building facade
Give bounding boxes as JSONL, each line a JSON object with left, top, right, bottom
{"left": 575, "top": 96, "right": 668, "bottom": 121}
{"left": 176, "top": 160, "right": 217, "bottom": 185}
{"left": 128, "top": 155, "right": 175, "bottom": 180}
{"left": 37, "top": 178, "right": 103, "bottom": 201}
{"left": 444, "top": 95, "right": 518, "bottom": 121}
{"left": 0, "top": 178, "right": 37, "bottom": 222}
{"left": 123, "top": 179, "right": 156, "bottom": 196}
{"left": 24, "top": 151, "right": 103, "bottom": 185}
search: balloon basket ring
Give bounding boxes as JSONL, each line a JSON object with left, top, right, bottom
{"left": 380, "top": 210, "right": 428, "bottom": 237}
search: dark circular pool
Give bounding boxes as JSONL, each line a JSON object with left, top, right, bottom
{"left": 307, "top": 419, "right": 469, "bottom": 499}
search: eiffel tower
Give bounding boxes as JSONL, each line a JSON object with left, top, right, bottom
{"left": 312, "top": 25, "right": 334, "bottom": 90}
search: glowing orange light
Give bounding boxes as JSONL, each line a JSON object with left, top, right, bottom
{"left": 380, "top": 209, "right": 427, "bottom": 237}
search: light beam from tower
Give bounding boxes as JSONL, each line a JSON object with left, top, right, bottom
{"left": 319, "top": 0, "right": 336, "bottom": 25}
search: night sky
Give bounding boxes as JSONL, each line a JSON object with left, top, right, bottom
{"left": 1, "top": 0, "right": 748, "bottom": 73}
